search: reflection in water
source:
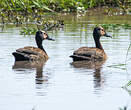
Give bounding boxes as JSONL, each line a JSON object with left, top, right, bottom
{"left": 71, "top": 60, "right": 106, "bottom": 91}
{"left": 93, "top": 68, "right": 103, "bottom": 89}
{"left": 0, "top": 25, "right": 4, "bottom": 32}
{"left": 12, "top": 61, "right": 49, "bottom": 96}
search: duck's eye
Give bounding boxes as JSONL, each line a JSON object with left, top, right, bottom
{"left": 101, "top": 29, "right": 104, "bottom": 31}
{"left": 98, "top": 28, "right": 101, "bottom": 30}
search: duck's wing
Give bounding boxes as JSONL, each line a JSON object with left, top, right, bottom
{"left": 12, "top": 46, "right": 48, "bottom": 61}
{"left": 70, "top": 47, "right": 106, "bottom": 61}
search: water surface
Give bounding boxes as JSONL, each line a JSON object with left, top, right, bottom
{"left": 0, "top": 14, "right": 131, "bottom": 110}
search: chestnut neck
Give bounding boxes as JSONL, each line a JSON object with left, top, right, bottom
{"left": 94, "top": 35, "right": 103, "bottom": 50}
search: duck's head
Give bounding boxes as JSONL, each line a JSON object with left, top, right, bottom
{"left": 93, "top": 26, "right": 111, "bottom": 40}
{"left": 35, "top": 30, "right": 55, "bottom": 42}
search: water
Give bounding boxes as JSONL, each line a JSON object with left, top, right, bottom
{"left": 0, "top": 14, "right": 131, "bottom": 110}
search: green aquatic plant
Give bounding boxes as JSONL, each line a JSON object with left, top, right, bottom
{"left": 107, "top": 63, "right": 126, "bottom": 70}
{"left": 100, "top": 23, "right": 131, "bottom": 31}
{"left": 1, "top": 0, "right": 131, "bottom": 15}
{"left": 20, "top": 19, "right": 64, "bottom": 35}
{"left": 126, "top": 81, "right": 131, "bottom": 87}
{"left": 0, "top": 12, "right": 5, "bottom": 24}
{"left": 1, "top": 0, "right": 131, "bottom": 25}
{"left": 122, "top": 23, "right": 131, "bottom": 29}
{"left": 20, "top": 27, "right": 37, "bottom": 35}
{"left": 122, "top": 81, "right": 131, "bottom": 96}
{"left": 122, "top": 80, "right": 131, "bottom": 89}
{"left": 124, "top": 40, "right": 131, "bottom": 95}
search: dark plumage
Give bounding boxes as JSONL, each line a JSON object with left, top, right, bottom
{"left": 70, "top": 26, "right": 111, "bottom": 61}
{"left": 12, "top": 30, "right": 54, "bottom": 61}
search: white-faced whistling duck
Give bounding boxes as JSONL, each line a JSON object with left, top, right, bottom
{"left": 70, "top": 26, "right": 111, "bottom": 61}
{"left": 12, "top": 30, "right": 55, "bottom": 62}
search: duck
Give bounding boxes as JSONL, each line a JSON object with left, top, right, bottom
{"left": 12, "top": 30, "right": 55, "bottom": 62}
{"left": 70, "top": 26, "right": 111, "bottom": 61}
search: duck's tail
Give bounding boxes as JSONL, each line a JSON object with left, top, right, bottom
{"left": 12, "top": 52, "right": 30, "bottom": 61}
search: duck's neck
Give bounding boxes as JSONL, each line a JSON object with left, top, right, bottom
{"left": 37, "top": 41, "right": 48, "bottom": 55}
{"left": 94, "top": 37, "right": 103, "bottom": 50}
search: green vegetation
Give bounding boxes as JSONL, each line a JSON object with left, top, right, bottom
{"left": 1, "top": 0, "right": 131, "bottom": 13}
{"left": 100, "top": 23, "right": 131, "bottom": 31}
{"left": 107, "top": 63, "right": 126, "bottom": 70}
{"left": 20, "top": 27, "right": 37, "bottom": 35}
{"left": 1, "top": 0, "right": 131, "bottom": 26}
{"left": 1, "top": 0, "right": 131, "bottom": 23}
{"left": 126, "top": 81, "right": 131, "bottom": 87}
{"left": 20, "top": 23, "right": 131, "bottom": 35}
{"left": 122, "top": 80, "right": 131, "bottom": 96}
{"left": 20, "top": 20, "right": 64, "bottom": 35}
{"left": 122, "top": 81, "right": 131, "bottom": 90}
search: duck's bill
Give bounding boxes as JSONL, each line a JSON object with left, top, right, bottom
{"left": 46, "top": 36, "right": 55, "bottom": 41}
{"left": 104, "top": 33, "right": 112, "bottom": 38}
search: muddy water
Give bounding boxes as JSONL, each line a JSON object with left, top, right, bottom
{"left": 0, "top": 14, "right": 131, "bottom": 110}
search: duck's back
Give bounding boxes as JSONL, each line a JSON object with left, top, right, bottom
{"left": 70, "top": 47, "right": 107, "bottom": 61}
{"left": 12, "top": 46, "right": 49, "bottom": 61}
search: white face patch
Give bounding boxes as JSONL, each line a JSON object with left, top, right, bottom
{"left": 43, "top": 32, "right": 48, "bottom": 39}
{"left": 41, "top": 30, "right": 48, "bottom": 39}
{"left": 99, "top": 26, "right": 106, "bottom": 36}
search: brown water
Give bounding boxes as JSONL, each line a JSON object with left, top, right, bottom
{"left": 0, "top": 14, "right": 131, "bottom": 110}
